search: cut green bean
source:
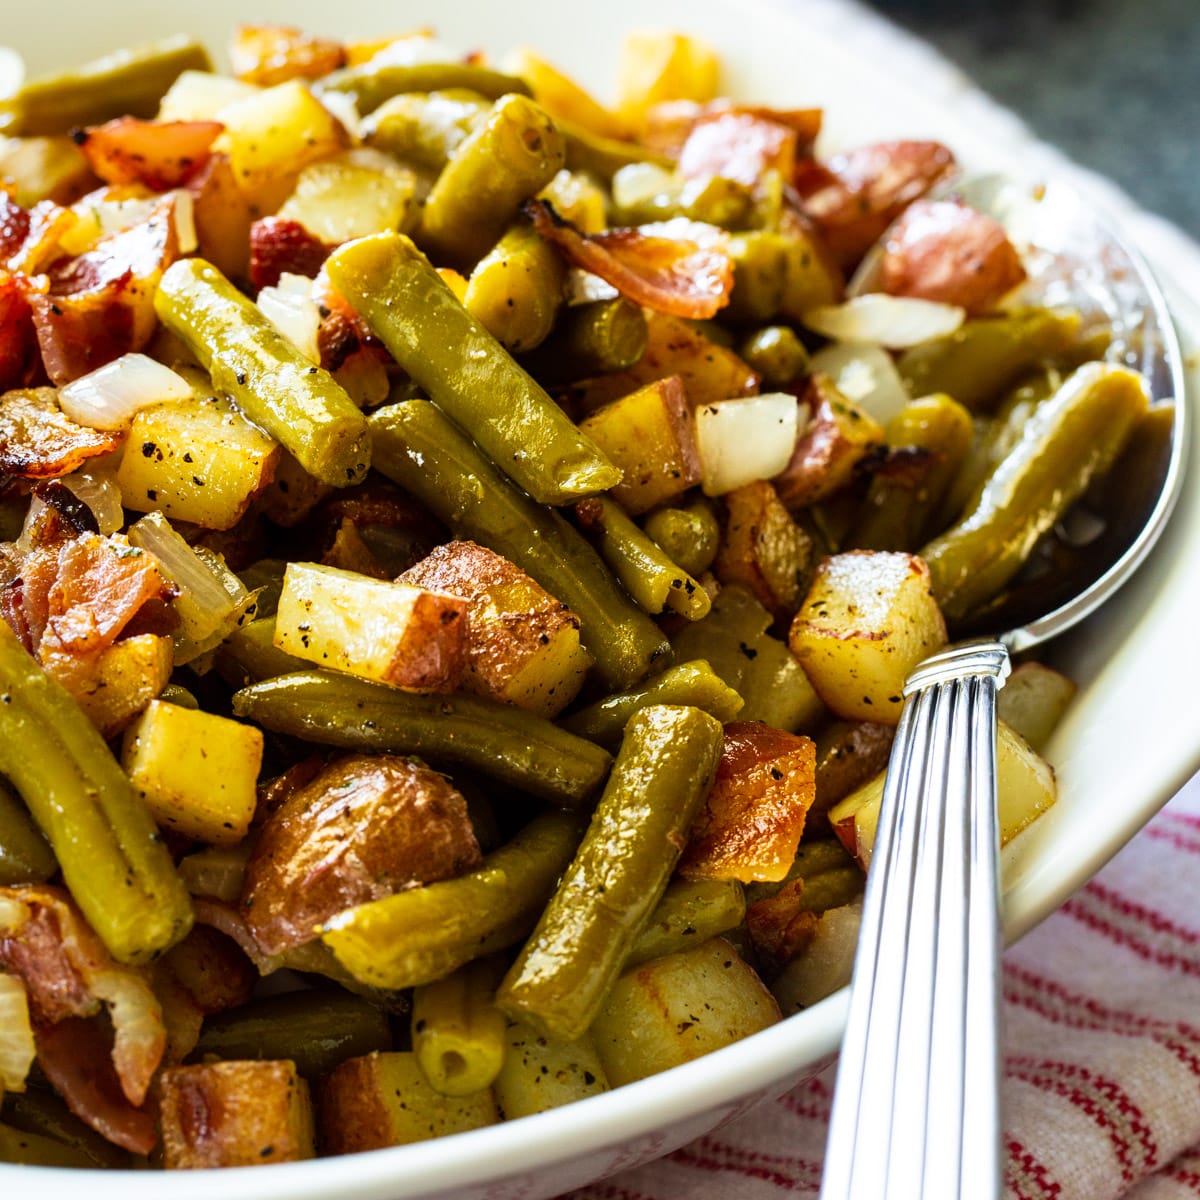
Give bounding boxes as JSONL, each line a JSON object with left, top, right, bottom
{"left": 559, "top": 117, "right": 672, "bottom": 183}
{"left": 214, "top": 616, "right": 307, "bottom": 688}
{"left": 0, "top": 1121, "right": 95, "bottom": 1168}
{"left": 232, "top": 669, "right": 611, "bottom": 807}
{"left": 418, "top": 94, "right": 565, "bottom": 268}
{"left": 190, "top": 990, "right": 392, "bottom": 1079}
{"left": 0, "top": 622, "right": 191, "bottom": 964}
{"left": 318, "top": 62, "right": 530, "bottom": 115}
{"left": 0, "top": 780, "right": 56, "bottom": 886}
{"left": 524, "top": 297, "right": 649, "bottom": 382}
{"left": 412, "top": 957, "right": 507, "bottom": 1096}
{"left": 0, "top": 36, "right": 211, "bottom": 137}
{"left": 738, "top": 325, "right": 810, "bottom": 387}
{"left": 154, "top": 258, "right": 370, "bottom": 488}
{"left": 323, "top": 811, "right": 586, "bottom": 990}
{"left": 368, "top": 399, "right": 668, "bottom": 689}
{"left": 326, "top": 235, "right": 619, "bottom": 507}
{"left": 2, "top": 1089, "right": 133, "bottom": 1168}
{"left": 642, "top": 499, "right": 721, "bottom": 577}
{"left": 562, "top": 659, "right": 743, "bottom": 748}
{"left": 625, "top": 877, "right": 747, "bottom": 968}
{"left": 497, "top": 705, "right": 724, "bottom": 1040}
{"left": 362, "top": 90, "right": 490, "bottom": 170}
{"left": 575, "top": 495, "right": 710, "bottom": 620}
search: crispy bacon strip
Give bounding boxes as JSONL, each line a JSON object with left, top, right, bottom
{"left": 0, "top": 191, "right": 32, "bottom": 261}
{"left": 0, "top": 886, "right": 166, "bottom": 1113}
{"left": 230, "top": 23, "right": 347, "bottom": 87}
{"left": 249, "top": 215, "right": 333, "bottom": 291}
{"left": 73, "top": 118, "right": 224, "bottom": 191}
{"left": 0, "top": 386, "right": 122, "bottom": 479}
{"left": 0, "top": 273, "right": 38, "bottom": 390}
{"left": 525, "top": 199, "right": 733, "bottom": 319}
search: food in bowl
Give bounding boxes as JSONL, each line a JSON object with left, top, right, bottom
{"left": 0, "top": 19, "right": 1158, "bottom": 1172}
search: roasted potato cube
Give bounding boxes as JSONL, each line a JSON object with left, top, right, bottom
{"left": 254, "top": 449, "right": 333, "bottom": 528}
{"left": 578, "top": 376, "right": 700, "bottom": 515}
{"left": 589, "top": 938, "right": 779, "bottom": 1087}
{"left": 680, "top": 721, "right": 816, "bottom": 883}
{"left": 714, "top": 480, "right": 814, "bottom": 621}
{"left": 318, "top": 1051, "right": 498, "bottom": 1154}
{"left": 399, "top": 541, "right": 590, "bottom": 718}
{"left": 242, "top": 754, "right": 481, "bottom": 956}
{"left": 996, "top": 661, "right": 1077, "bottom": 752}
{"left": 811, "top": 719, "right": 895, "bottom": 833}
{"left": 616, "top": 32, "right": 720, "bottom": 127}
{"left": 70, "top": 632, "right": 173, "bottom": 737}
{"left": 117, "top": 391, "right": 281, "bottom": 531}
{"left": 276, "top": 149, "right": 418, "bottom": 245}
{"left": 0, "top": 136, "right": 94, "bottom": 207}
{"left": 274, "top": 562, "right": 468, "bottom": 693}
{"left": 771, "top": 900, "right": 862, "bottom": 1014}
{"left": 160, "top": 1060, "right": 314, "bottom": 1169}
{"left": 161, "top": 925, "right": 256, "bottom": 1015}
{"left": 507, "top": 48, "right": 630, "bottom": 141}
{"left": 829, "top": 719, "right": 1056, "bottom": 870}
{"left": 494, "top": 1019, "right": 610, "bottom": 1120}
{"left": 188, "top": 153, "right": 255, "bottom": 284}
{"left": 229, "top": 24, "right": 347, "bottom": 87}
{"left": 774, "top": 374, "right": 885, "bottom": 510}
{"left": 789, "top": 551, "right": 948, "bottom": 724}
{"left": 122, "top": 700, "right": 263, "bottom": 844}
{"left": 158, "top": 71, "right": 260, "bottom": 122}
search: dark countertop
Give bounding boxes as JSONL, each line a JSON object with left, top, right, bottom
{"left": 867, "top": 0, "right": 1200, "bottom": 240}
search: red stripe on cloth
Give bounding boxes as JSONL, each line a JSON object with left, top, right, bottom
{"left": 669, "top": 1145, "right": 816, "bottom": 1191}
{"left": 1060, "top": 897, "right": 1200, "bottom": 978}
{"left": 1005, "top": 1058, "right": 1158, "bottom": 1183}
{"left": 1158, "top": 810, "right": 1200, "bottom": 833}
{"left": 1145, "top": 825, "right": 1200, "bottom": 857}
{"left": 779, "top": 1089, "right": 832, "bottom": 1124}
{"left": 581, "top": 1183, "right": 659, "bottom": 1200}
{"left": 691, "top": 1133, "right": 825, "bottom": 1178}
{"left": 1163, "top": 1165, "right": 1200, "bottom": 1191}
{"left": 1005, "top": 1136, "right": 1063, "bottom": 1199}
{"left": 1082, "top": 881, "right": 1200, "bottom": 946}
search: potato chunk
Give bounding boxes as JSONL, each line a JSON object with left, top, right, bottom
{"left": 72, "top": 632, "right": 173, "bottom": 737}
{"left": 122, "top": 700, "right": 263, "bottom": 845}
{"left": 616, "top": 32, "right": 720, "bottom": 127}
{"left": 274, "top": 562, "right": 468, "bottom": 692}
{"left": 789, "top": 551, "right": 947, "bottom": 724}
{"left": 578, "top": 376, "right": 701, "bottom": 515}
{"left": 241, "top": 755, "right": 481, "bottom": 956}
{"left": 680, "top": 721, "right": 816, "bottom": 883}
{"left": 589, "top": 938, "right": 779, "bottom": 1087}
{"left": 160, "top": 1060, "right": 314, "bottom": 1169}
{"left": 399, "top": 541, "right": 590, "bottom": 717}
{"left": 318, "top": 1051, "right": 498, "bottom": 1154}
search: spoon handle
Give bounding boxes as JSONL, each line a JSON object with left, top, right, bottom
{"left": 820, "top": 640, "right": 1010, "bottom": 1200}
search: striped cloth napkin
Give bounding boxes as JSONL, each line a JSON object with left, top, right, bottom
{"left": 563, "top": 769, "right": 1200, "bottom": 1199}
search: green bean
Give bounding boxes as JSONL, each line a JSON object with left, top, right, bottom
{"left": 744, "top": 839, "right": 863, "bottom": 908}
{"left": 326, "top": 235, "right": 619, "bottom": 507}
{"left": 642, "top": 499, "right": 721, "bottom": 577}
{"left": 921, "top": 362, "right": 1150, "bottom": 622}
{"left": 575, "top": 495, "right": 710, "bottom": 620}
{"left": 232, "top": 669, "right": 611, "bottom": 807}
{"left": 238, "top": 558, "right": 289, "bottom": 617}
{"left": 215, "top": 616, "right": 307, "bottom": 688}
{"left": 362, "top": 89, "right": 490, "bottom": 170}
{"left": 0, "top": 36, "right": 211, "bottom": 137}
{"left": 726, "top": 231, "right": 789, "bottom": 322}
{"left": 625, "top": 877, "right": 747, "bottom": 968}
{"left": 411, "top": 957, "right": 507, "bottom": 1096}
{"left": 562, "top": 659, "right": 743, "bottom": 748}
{"left": 671, "top": 584, "right": 824, "bottom": 733}
{"left": 524, "top": 297, "right": 649, "bottom": 382}
{"left": 738, "top": 325, "right": 810, "bottom": 387}
{"left": 190, "top": 990, "right": 391, "bottom": 1079}
{"left": 368, "top": 399, "right": 668, "bottom": 689}
{"left": 157, "top": 683, "right": 199, "bottom": 709}
{"left": 418, "top": 94, "right": 565, "bottom": 268}
{"left": 559, "top": 117, "right": 672, "bottom": 183}
{"left": 0, "top": 780, "right": 56, "bottom": 886}
{"left": 323, "top": 811, "right": 586, "bottom": 990}
{"left": 0, "top": 1121, "right": 95, "bottom": 1168}
{"left": 317, "top": 62, "right": 530, "bottom": 115}
{"left": 464, "top": 222, "right": 567, "bottom": 353}
{"left": 897, "top": 307, "right": 1083, "bottom": 412}
{"left": 154, "top": 259, "right": 370, "bottom": 488}
{"left": 613, "top": 174, "right": 754, "bottom": 229}
{"left": 497, "top": 705, "right": 724, "bottom": 1040}
{"left": 2, "top": 1089, "right": 132, "bottom": 1168}
{"left": 0, "top": 622, "right": 191, "bottom": 964}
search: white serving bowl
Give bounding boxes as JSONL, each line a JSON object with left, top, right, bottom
{"left": 4, "top": 1, "right": 1199, "bottom": 1197}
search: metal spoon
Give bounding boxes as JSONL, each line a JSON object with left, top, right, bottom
{"left": 819, "top": 175, "right": 1188, "bottom": 1200}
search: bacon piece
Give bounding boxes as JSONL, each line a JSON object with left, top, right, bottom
{"left": 24, "top": 193, "right": 181, "bottom": 384}
{"left": 679, "top": 721, "right": 817, "bottom": 883}
{"left": 0, "top": 386, "right": 122, "bottom": 478}
{"left": 311, "top": 265, "right": 389, "bottom": 376}
{"left": 0, "top": 886, "right": 166, "bottom": 1115}
{"left": 0, "top": 272, "right": 38, "bottom": 390}
{"left": 249, "top": 215, "right": 333, "bottom": 291}
{"left": 877, "top": 197, "right": 1027, "bottom": 315}
{"left": 644, "top": 99, "right": 822, "bottom": 161}
{"left": 230, "top": 23, "right": 347, "bottom": 87}
{"left": 73, "top": 118, "right": 224, "bottom": 191}
{"left": 745, "top": 879, "right": 820, "bottom": 975}
{"left": 794, "top": 140, "right": 957, "bottom": 270}
{"left": 525, "top": 199, "right": 733, "bottom": 319}
{"left": 6, "top": 199, "right": 77, "bottom": 276}
{"left": 0, "top": 190, "right": 32, "bottom": 261}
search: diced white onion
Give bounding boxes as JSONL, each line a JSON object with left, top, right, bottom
{"left": 58, "top": 354, "right": 193, "bottom": 432}
{"left": 696, "top": 392, "right": 800, "bottom": 496}
{"left": 0, "top": 47, "right": 24, "bottom": 99}
{"left": 319, "top": 89, "right": 363, "bottom": 142}
{"left": 0, "top": 974, "right": 35, "bottom": 1094}
{"left": 565, "top": 268, "right": 619, "bottom": 306}
{"left": 809, "top": 341, "right": 911, "bottom": 427}
{"left": 802, "top": 294, "right": 965, "bottom": 348}
{"left": 61, "top": 466, "right": 125, "bottom": 535}
{"left": 611, "top": 162, "right": 678, "bottom": 211}
{"left": 257, "top": 273, "right": 321, "bottom": 364}
{"left": 366, "top": 35, "right": 464, "bottom": 68}
{"left": 171, "top": 187, "right": 197, "bottom": 255}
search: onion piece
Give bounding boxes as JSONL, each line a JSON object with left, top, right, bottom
{"left": 809, "top": 340, "right": 911, "bottom": 427}
{"left": 61, "top": 465, "right": 125, "bottom": 534}
{"left": 172, "top": 187, "right": 197, "bottom": 255}
{"left": 565, "top": 268, "right": 619, "bottom": 306}
{"left": 319, "top": 89, "right": 363, "bottom": 141}
{"left": 127, "top": 511, "right": 256, "bottom": 665}
{"left": 802, "top": 294, "right": 965, "bottom": 348}
{"left": 0, "top": 47, "right": 24, "bottom": 99}
{"left": 257, "top": 272, "right": 321, "bottom": 363}
{"left": 57, "top": 353, "right": 193, "bottom": 431}
{"left": 611, "top": 162, "right": 679, "bottom": 211}
{"left": 366, "top": 35, "right": 465, "bottom": 68}
{"left": 695, "top": 392, "right": 801, "bottom": 497}
{"left": 0, "top": 974, "right": 35, "bottom": 1094}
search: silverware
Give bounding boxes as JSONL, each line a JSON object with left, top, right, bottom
{"left": 820, "top": 175, "right": 1188, "bottom": 1200}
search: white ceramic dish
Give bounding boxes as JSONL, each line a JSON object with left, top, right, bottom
{"left": 4, "top": 1, "right": 1199, "bottom": 1196}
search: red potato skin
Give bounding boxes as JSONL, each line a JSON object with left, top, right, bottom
{"left": 676, "top": 110, "right": 799, "bottom": 187}
{"left": 73, "top": 118, "right": 224, "bottom": 191}
{"left": 249, "top": 216, "right": 333, "bottom": 291}
{"left": 877, "top": 198, "right": 1026, "bottom": 314}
